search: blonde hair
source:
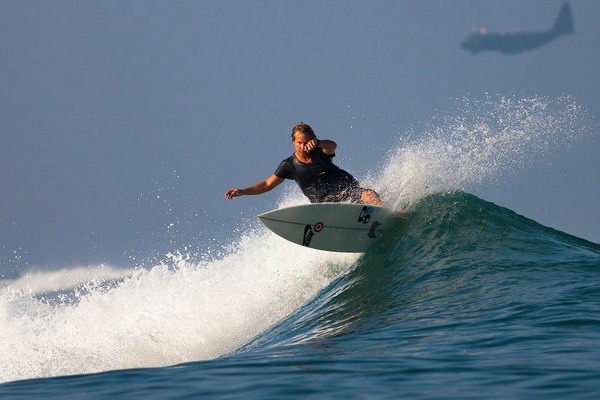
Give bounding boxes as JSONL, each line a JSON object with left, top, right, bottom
{"left": 291, "top": 123, "right": 316, "bottom": 141}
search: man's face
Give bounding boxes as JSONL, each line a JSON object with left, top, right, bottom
{"left": 293, "top": 132, "right": 313, "bottom": 155}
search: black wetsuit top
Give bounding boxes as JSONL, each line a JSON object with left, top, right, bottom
{"left": 274, "top": 149, "right": 363, "bottom": 203}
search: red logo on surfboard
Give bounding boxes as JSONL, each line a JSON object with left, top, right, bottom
{"left": 314, "top": 222, "right": 324, "bottom": 232}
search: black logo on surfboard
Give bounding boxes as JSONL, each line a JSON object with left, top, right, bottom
{"left": 358, "top": 206, "right": 373, "bottom": 224}
{"left": 368, "top": 221, "right": 382, "bottom": 238}
{"left": 303, "top": 225, "right": 314, "bottom": 247}
{"left": 303, "top": 222, "right": 324, "bottom": 247}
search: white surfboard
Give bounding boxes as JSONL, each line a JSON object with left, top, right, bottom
{"left": 257, "top": 203, "right": 399, "bottom": 253}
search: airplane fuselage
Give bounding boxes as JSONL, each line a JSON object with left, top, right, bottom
{"left": 461, "top": 2, "right": 574, "bottom": 55}
{"left": 462, "top": 30, "right": 562, "bottom": 54}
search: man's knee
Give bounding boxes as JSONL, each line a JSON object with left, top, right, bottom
{"left": 361, "top": 189, "right": 382, "bottom": 206}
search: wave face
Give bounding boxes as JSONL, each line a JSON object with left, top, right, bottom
{"left": 244, "top": 192, "right": 600, "bottom": 351}
{"left": 1, "top": 96, "right": 598, "bottom": 397}
{"left": 228, "top": 192, "right": 600, "bottom": 399}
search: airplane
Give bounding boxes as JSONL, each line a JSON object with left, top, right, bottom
{"left": 461, "top": 2, "right": 574, "bottom": 54}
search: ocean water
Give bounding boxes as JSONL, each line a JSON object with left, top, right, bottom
{"left": 1, "top": 96, "right": 599, "bottom": 398}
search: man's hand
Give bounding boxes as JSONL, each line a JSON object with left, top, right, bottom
{"left": 225, "top": 188, "right": 243, "bottom": 199}
{"left": 302, "top": 139, "right": 319, "bottom": 152}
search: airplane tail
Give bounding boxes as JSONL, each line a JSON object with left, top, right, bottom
{"left": 553, "top": 2, "right": 574, "bottom": 35}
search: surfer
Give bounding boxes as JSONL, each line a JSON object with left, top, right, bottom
{"left": 225, "top": 123, "right": 382, "bottom": 205}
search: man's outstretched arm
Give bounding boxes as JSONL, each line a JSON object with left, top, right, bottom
{"left": 225, "top": 175, "right": 284, "bottom": 199}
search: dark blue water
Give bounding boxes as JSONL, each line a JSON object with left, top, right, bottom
{"left": 2, "top": 192, "right": 599, "bottom": 399}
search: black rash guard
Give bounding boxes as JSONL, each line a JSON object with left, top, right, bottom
{"left": 274, "top": 148, "right": 364, "bottom": 203}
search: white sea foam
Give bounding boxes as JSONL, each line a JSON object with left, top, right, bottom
{"left": 377, "top": 95, "right": 589, "bottom": 209}
{"left": 0, "top": 226, "right": 358, "bottom": 383}
{"left": 0, "top": 265, "right": 135, "bottom": 295}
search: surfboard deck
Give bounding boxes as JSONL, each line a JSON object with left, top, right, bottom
{"left": 257, "top": 203, "right": 403, "bottom": 253}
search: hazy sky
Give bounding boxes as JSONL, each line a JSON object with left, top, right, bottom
{"left": 1, "top": 0, "right": 599, "bottom": 270}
